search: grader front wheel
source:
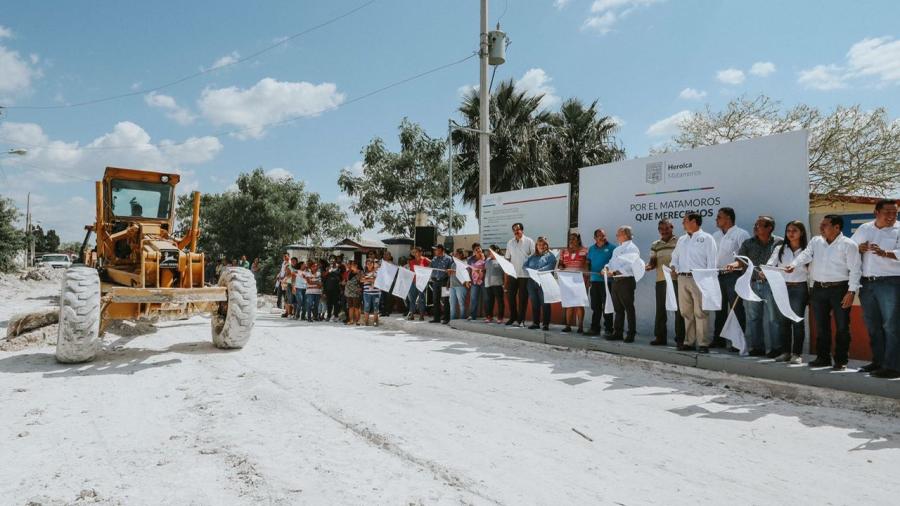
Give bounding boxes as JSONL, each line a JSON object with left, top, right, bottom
{"left": 211, "top": 267, "right": 257, "bottom": 349}
{"left": 55, "top": 267, "right": 102, "bottom": 363}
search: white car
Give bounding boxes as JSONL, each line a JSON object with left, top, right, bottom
{"left": 38, "top": 254, "right": 73, "bottom": 269}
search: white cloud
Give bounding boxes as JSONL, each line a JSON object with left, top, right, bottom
{"left": 609, "top": 115, "right": 626, "bottom": 127}
{"left": 583, "top": 0, "right": 662, "bottom": 34}
{"left": 797, "top": 36, "right": 900, "bottom": 91}
{"left": 0, "top": 44, "right": 40, "bottom": 99}
{"left": 0, "top": 121, "right": 222, "bottom": 183}
{"left": 554, "top": 0, "right": 572, "bottom": 8}
{"left": 716, "top": 68, "right": 745, "bottom": 85}
{"left": 0, "top": 25, "right": 12, "bottom": 39}
{"left": 646, "top": 110, "right": 692, "bottom": 137}
{"left": 515, "top": 68, "right": 561, "bottom": 110}
{"left": 144, "top": 91, "right": 196, "bottom": 125}
{"left": 797, "top": 64, "right": 848, "bottom": 90}
{"left": 206, "top": 51, "right": 240, "bottom": 70}
{"left": 198, "top": 77, "right": 345, "bottom": 139}
{"left": 457, "top": 83, "right": 479, "bottom": 98}
{"left": 678, "top": 87, "right": 707, "bottom": 100}
{"left": 345, "top": 160, "right": 365, "bottom": 177}
{"left": 265, "top": 167, "right": 293, "bottom": 181}
{"left": 749, "top": 61, "right": 776, "bottom": 77}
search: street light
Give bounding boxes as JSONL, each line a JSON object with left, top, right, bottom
{"left": 447, "top": 120, "right": 492, "bottom": 240}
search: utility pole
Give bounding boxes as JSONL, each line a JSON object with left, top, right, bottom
{"left": 447, "top": 120, "right": 454, "bottom": 238}
{"left": 25, "top": 192, "right": 31, "bottom": 268}
{"left": 478, "top": 0, "right": 490, "bottom": 224}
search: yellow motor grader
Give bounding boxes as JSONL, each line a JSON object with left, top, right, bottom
{"left": 56, "top": 167, "right": 256, "bottom": 363}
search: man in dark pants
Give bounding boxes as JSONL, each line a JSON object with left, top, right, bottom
{"left": 787, "top": 215, "right": 861, "bottom": 370}
{"left": 504, "top": 223, "right": 535, "bottom": 327}
{"left": 646, "top": 219, "right": 685, "bottom": 345}
{"left": 586, "top": 228, "right": 615, "bottom": 337}
{"left": 429, "top": 244, "right": 453, "bottom": 324}
{"left": 606, "top": 226, "right": 640, "bottom": 342}
{"left": 712, "top": 208, "right": 749, "bottom": 348}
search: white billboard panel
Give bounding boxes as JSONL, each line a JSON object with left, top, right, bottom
{"left": 578, "top": 130, "right": 809, "bottom": 335}
{"left": 480, "top": 183, "right": 570, "bottom": 248}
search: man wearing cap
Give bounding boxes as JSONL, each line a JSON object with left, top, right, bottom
{"left": 429, "top": 244, "right": 454, "bottom": 324}
{"left": 505, "top": 222, "right": 535, "bottom": 327}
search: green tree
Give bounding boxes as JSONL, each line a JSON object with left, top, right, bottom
{"left": 176, "top": 168, "right": 359, "bottom": 289}
{"left": 338, "top": 118, "right": 465, "bottom": 236}
{"left": 548, "top": 98, "right": 625, "bottom": 226}
{"left": 0, "top": 198, "right": 25, "bottom": 272}
{"left": 453, "top": 80, "right": 555, "bottom": 217}
{"left": 43, "top": 229, "right": 61, "bottom": 253}
{"left": 660, "top": 94, "right": 900, "bottom": 200}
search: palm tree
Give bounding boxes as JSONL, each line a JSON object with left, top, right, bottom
{"left": 548, "top": 98, "right": 625, "bottom": 226}
{"left": 453, "top": 79, "right": 556, "bottom": 217}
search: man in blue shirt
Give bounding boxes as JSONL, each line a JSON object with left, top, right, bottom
{"left": 586, "top": 228, "right": 616, "bottom": 337}
{"left": 429, "top": 244, "right": 454, "bottom": 324}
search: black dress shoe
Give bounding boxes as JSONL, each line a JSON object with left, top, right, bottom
{"left": 858, "top": 362, "right": 881, "bottom": 373}
{"left": 528, "top": 324, "right": 540, "bottom": 330}
{"left": 677, "top": 343, "right": 695, "bottom": 351}
{"left": 650, "top": 338, "right": 666, "bottom": 346}
{"left": 765, "top": 349, "right": 782, "bottom": 359}
{"left": 584, "top": 329, "right": 599, "bottom": 336}
{"left": 808, "top": 357, "right": 832, "bottom": 368}
{"left": 871, "top": 368, "right": 900, "bottom": 379}
{"left": 562, "top": 326, "right": 572, "bottom": 333}
{"left": 623, "top": 336, "right": 635, "bottom": 343}
{"left": 727, "top": 346, "right": 739, "bottom": 353}
{"left": 698, "top": 346, "right": 710, "bottom": 354}
{"left": 505, "top": 319, "right": 515, "bottom": 326}
{"left": 710, "top": 337, "right": 727, "bottom": 348}
{"left": 605, "top": 334, "right": 624, "bottom": 341}
{"left": 748, "top": 349, "right": 766, "bottom": 357}
{"left": 832, "top": 363, "right": 847, "bottom": 371}
{"left": 542, "top": 325, "right": 549, "bottom": 331}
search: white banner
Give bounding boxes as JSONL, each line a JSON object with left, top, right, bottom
{"left": 489, "top": 248, "right": 518, "bottom": 278}
{"left": 691, "top": 269, "right": 722, "bottom": 311}
{"left": 392, "top": 267, "right": 415, "bottom": 298}
{"left": 662, "top": 265, "right": 678, "bottom": 312}
{"left": 578, "top": 130, "right": 809, "bottom": 335}
{"left": 557, "top": 271, "right": 589, "bottom": 308}
{"left": 413, "top": 265, "right": 433, "bottom": 292}
{"left": 720, "top": 306, "right": 748, "bottom": 355}
{"left": 481, "top": 183, "right": 571, "bottom": 248}
{"left": 734, "top": 255, "right": 762, "bottom": 302}
{"left": 603, "top": 271, "right": 614, "bottom": 314}
{"left": 374, "top": 261, "right": 398, "bottom": 292}
{"left": 527, "top": 268, "right": 561, "bottom": 304}
{"left": 452, "top": 257, "right": 471, "bottom": 284}
{"left": 761, "top": 266, "right": 804, "bottom": 322}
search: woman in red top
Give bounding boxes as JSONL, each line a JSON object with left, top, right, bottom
{"left": 558, "top": 232, "right": 588, "bottom": 333}
{"left": 406, "top": 247, "right": 431, "bottom": 320}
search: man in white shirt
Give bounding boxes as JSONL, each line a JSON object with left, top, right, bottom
{"left": 712, "top": 207, "right": 750, "bottom": 347}
{"left": 787, "top": 215, "right": 862, "bottom": 370}
{"left": 851, "top": 199, "right": 900, "bottom": 378}
{"left": 670, "top": 212, "right": 718, "bottom": 352}
{"left": 605, "top": 226, "right": 641, "bottom": 343}
{"left": 505, "top": 222, "right": 535, "bottom": 327}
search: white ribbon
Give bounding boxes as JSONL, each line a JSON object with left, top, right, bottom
{"left": 691, "top": 268, "right": 722, "bottom": 311}
{"left": 452, "top": 257, "right": 472, "bottom": 284}
{"left": 413, "top": 265, "right": 433, "bottom": 292}
{"left": 720, "top": 306, "right": 748, "bottom": 355}
{"left": 374, "top": 261, "right": 398, "bottom": 292}
{"left": 527, "top": 268, "right": 561, "bottom": 304}
{"left": 662, "top": 265, "right": 678, "bottom": 311}
{"left": 760, "top": 266, "right": 804, "bottom": 322}
{"left": 734, "top": 255, "right": 761, "bottom": 302}
{"left": 392, "top": 267, "right": 415, "bottom": 298}
{"left": 619, "top": 252, "right": 647, "bottom": 283}
{"left": 557, "top": 271, "right": 589, "bottom": 308}
{"left": 603, "top": 271, "right": 614, "bottom": 314}
{"left": 489, "top": 248, "right": 518, "bottom": 278}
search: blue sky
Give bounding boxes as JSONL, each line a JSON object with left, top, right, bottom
{"left": 1, "top": 0, "right": 898, "bottom": 241}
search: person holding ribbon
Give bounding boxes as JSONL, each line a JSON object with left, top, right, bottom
{"left": 725, "top": 216, "right": 783, "bottom": 357}
{"left": 605, "top": 226, "right": 641, "bottom": 343}
{"left": 585, "top": 229, "right": 616, "bottom": 337}
{"left": 429, "top": 244, "right": 454, "bottom": 324}
{"left": 670, "top": 212, "right": 718, "bottom": 353}
{"left": 766, "top": 220, "right": 809, "bottom": 364}
{"left": 406, "top": 247, "right": 430, "bottom": 321}
{"left": 558, "top": 233, "right": 588, "bottom": 334}
{"left": 712, "top": 207, "right": 750, "bottom": 348}
{"left": 483, "top": 247, "right": 506, "bottom": 323}
{"left": 646, "top": 219, "right": 685, "bottom": 346}
{"left": 524, "top": 237, "right": 556, "bottom": 331}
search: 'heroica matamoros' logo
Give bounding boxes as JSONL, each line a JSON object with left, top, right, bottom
{"left": 645, "top": 161, "right": 664, "bottom": 184}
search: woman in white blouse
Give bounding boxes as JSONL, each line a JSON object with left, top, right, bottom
{"left": 767, "top": 220, "right": 809, "bottom": 364}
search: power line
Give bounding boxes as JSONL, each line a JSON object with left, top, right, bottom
{"left": 0, "top": 0, "right": 376, "bottom": 110}
{"left": 0, "top": 52, "right": 478, "bottom": 155}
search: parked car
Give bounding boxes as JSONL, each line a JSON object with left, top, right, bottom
{"left": 38, "top": 254, "right": 72, "bottom": 269}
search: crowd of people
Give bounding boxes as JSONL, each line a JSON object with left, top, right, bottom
{"left": 264, "top": 198, "right": 898, "bottom": 380}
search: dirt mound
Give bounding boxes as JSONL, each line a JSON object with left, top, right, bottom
{"left": 1, "top": 323, "right": 57, "bottom": 352}
{"left": 20, "top": 267, "right": 65, "bottom": 282}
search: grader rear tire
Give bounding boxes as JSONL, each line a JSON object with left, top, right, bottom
{"left": 55, "top": 267, "right": 102, "bottom": 363}
{"left": 211, "top": 267, "right": 256, "bottom": 349}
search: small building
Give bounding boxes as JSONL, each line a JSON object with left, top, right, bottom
{"left": 381, "top": 237, "right": 415, "bottom": 262}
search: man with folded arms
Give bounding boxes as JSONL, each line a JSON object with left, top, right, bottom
{"left": 786, "top": 215, "right": 861, "bottom": 371}
{"left": 670, "top": 212, "right": 718, "bottom": 353}
{"left": 851, "top": 199, "right": 900, "bottom": 378}
{"left": 605, "top": 226, "right": 640, "bottom": 343}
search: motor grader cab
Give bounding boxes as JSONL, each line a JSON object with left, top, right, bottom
{"left": 56, "top": 167, "right": 256, "bottom": 363}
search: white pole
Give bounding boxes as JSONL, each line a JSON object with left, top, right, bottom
{"left": 478, "top": 0, "right": 490, "bottom": 230}
{"left": 448, "top": 119, "right": 454, "bottom": 237}
{"left": 25, "top": 192, "right": 31, "bottom": 268}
